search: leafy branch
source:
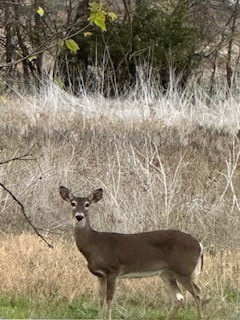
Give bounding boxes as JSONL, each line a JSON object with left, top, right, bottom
{"left": 0, "top": 1, "right": 117, "bottom": 68}
{"left": 88, "top": 1, "right": 117, "bottom": 32}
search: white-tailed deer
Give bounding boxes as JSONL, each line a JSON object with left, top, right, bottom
{"left": 60, "top": 186, "right": 204, "bottom": 320}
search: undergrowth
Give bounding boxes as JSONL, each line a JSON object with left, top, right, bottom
{"left": 1, "top": 82, "right": 240, "bottom": 318}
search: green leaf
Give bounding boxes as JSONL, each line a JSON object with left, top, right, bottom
{"left": 28, "top": 55, "right": 37, "bottom": 62}
{"left": 108, "top": 11, "right": 117, "bottom": 21}
{"left": 91, "top": 12, "right": 106, "bottom": 31}
{"left": 36, "top": 6, "right": 44, "bottom": 16}
{"left": 88, "top": 1, "right": 107, "bottom": 31}
{"left": 88, "top": 1, "right": 116, "bottom": 31}
{"left": 65, "top": 39, "right": 80, "bottom": 53}
{"left": 84, "top": 32, "right": 93, "bottom": 37}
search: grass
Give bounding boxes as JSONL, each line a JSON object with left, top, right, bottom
{"left": 0, "top": 289, "right": 239, "bottom": 319}
{"left": 0, "top": 293, "right": 233, "bottom": 319}
{"left": 0, "top": 293, "right": 97, "bottom": 319}
{"left": 1, "top": 82, "right": 240, "bottom": 318}
{"left": 0, "top": 234, "right": 239, "bottom": 319}
{"left": 0, "top": 293, "right": 186, "bottom": 319}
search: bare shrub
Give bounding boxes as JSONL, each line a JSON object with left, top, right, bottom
{"left": 1, "top": 87, "right": 240, "bottom": 248}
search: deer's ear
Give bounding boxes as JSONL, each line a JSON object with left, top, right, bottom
{"left": 89, "top": 188, "right": 103, "bottom": 203}
{"left": 59, "top": 186, "right": 73, "bottom": 202}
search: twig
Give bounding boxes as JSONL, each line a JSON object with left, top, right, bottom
{"left": 0, "top": 183, "right": 53, "bottom": 248}
{"left": 0, "top": 145, "right": 36, "bottom": 165}
{"left": 0, "top": 139, "right": 42, "bottom": 165}
{"left": 0, "top": 156, "right": 34, "bottom": 165}
{"left": 0, "top": 24, "right": 90, "bottom": 69}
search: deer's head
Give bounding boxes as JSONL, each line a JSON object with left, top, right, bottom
{"left": 59, "top": 186, "right": 103, "bottom": 228}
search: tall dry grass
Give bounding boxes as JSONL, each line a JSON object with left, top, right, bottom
{"left": 0, "top": 83, "right": 240, "bottom": 317}
{"left": 1, "top": 85, "right": 240, "bottom": 246}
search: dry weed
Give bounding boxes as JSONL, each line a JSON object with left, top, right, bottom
{"left": 0, "top": 233, "right": 97, "bottom": 300}
{"left": 1, "top": 98, "right": 240, "bottom": 246}
{"left": 0, "top": 234, "right": 239, "bottom": 308}
{"left": 1, "top": 87, "right": 240, "bottom": 317}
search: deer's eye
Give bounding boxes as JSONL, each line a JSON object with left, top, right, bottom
{"left": 85, "top": 202, "right": 90, "bottom": 208}
{"left": 71, "top": 201, "right": 77, "bottom": 207}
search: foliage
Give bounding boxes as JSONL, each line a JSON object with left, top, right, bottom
{"left": 88, "top": 1, "right": 117, "bottom": 31}
{"left": 86, "top": 0, "right": 202, "bottom": 95}
{"left": 0, "top": 293, "right": 97, "bottom": 319}
{"left": 65, "top": 39, "right": 80, "bottom": 54}
{"left": 36, "top": 6, "right": 44, "bottom": 17}
{"left": 1, "top": 0, "right": 240, "bottom": 95}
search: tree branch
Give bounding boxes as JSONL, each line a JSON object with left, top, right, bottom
{"left": 0, "top": 150, "right": 34, "bottom": 165}
{"left": 0, "top": 182, "right": 53, "bottom": 248}
{"left": 0, "top": 139, "right": 42, "bottom": 165}
{"left": 0, "top": 24, "right": 90, "bottom": 69}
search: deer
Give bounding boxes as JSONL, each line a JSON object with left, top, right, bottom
{"left": 59, "top": 186, "right": 204, "bottom": 320}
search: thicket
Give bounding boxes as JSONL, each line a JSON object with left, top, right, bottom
{"left": 1, "top": 0, "right": 240, "bottom": 96}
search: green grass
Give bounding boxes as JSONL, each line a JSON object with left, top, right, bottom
{"left": 0, "top": 283, "right": 240, "bottom": 319}
{"left": 0, "top": 294, "right": 97, "bottom": 319}
{"left": 0, "top": 293, "right": 197, "bottom": 319}
{"left": 0, "top": 292, "right": 238, "bottom": 319}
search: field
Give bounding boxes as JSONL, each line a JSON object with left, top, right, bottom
{"left": 0, "top": 234, "right": 239, "bottom": 319}
{"left": 0, "top": 84, "right": 240, "bottom": 318}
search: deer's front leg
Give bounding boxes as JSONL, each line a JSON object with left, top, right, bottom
{"left": 97, "top": 277, "right": 107, "bottom": 319}
{"left": 106, "top": 275, "right": 117, "bottom": 320}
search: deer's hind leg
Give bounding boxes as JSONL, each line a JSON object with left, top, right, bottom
{"left": 161, "top": 272, "right": 184, "bottom": 320}
{"left": 176, "top": 274, "right": 203, "bottom": 319}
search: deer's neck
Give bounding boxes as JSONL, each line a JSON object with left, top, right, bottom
{"left": 74, "top": 222, "right": 96, "bottom": 260}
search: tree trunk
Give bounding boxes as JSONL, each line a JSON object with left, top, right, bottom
{"left": 5, "top": 5, "right": 13, "bottom": 64}
{"left": 13, "top": 3, "right": 35, "bottom": 80}
{"left": 34, "top": 0, "right": 45, "bottom": 82}
{"left": 74, "top": 0, "right": 90, "bottom": 23}
{"left": 226, "top": 0, "right": 239, "bottom": 92}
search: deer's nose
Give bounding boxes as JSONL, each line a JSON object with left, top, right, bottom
{"left": 75, "top": 213, "right": 84, "bottom": 221}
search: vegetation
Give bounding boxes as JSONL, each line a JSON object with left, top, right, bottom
{"left": 1, "top": 83, "right": 240, "bottom": 318}
{"left": 1, "top": 1, "right": 240, "bottom": 319}
{"left": 0, "top": 234, "right": 239, "bottom": 319}
{"left": 1, "top": 1, "right": 240, "bottom": 95}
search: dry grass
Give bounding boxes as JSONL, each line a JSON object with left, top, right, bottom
{"left": 0, "top": 233, "right": 239, "bottom": 318}
{"left": 1, "top": 89, "right": 240, "bottom": 246}
{"left": 1, "top": 84, "right": 240, "bottom": 317}
{"left": 0, "top": 234, "right": 95, "bottom": 300}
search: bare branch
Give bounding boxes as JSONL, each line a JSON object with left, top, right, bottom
{"left": 0, "top": 141, "right": 52, "bottom": 247}
{"left": 0, "top": 139, "right": 41, "bottom": 165}
{"left": 0, "top": 151, "right": 34, "bottom": 165}
{"left": 0, "top": 183, "right": 53, "bottom": 249}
